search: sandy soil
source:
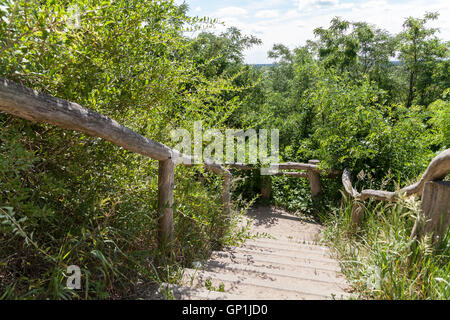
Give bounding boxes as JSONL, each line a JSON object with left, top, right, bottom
{"left": 243, "top": 206, "right": 325, "bottom": 243}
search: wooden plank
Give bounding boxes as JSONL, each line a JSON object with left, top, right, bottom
{"left": 277, "top": 162, "right": 318, "bottom": 171}
{"left": 272, "top": 172, "right": 308, "bottom": 178}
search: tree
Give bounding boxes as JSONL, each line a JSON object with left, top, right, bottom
{"left": 398, "top": 12, "right": 448, "bottom": 107}
{"left": 312, "top": 17, "right": 399, "bottom": 102}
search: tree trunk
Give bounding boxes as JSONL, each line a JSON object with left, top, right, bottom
{"left": 222, "top": 173, "right": 231, "bottom": 217}
{"left": 406, "top": 70, "right": 415, "bottom": 108}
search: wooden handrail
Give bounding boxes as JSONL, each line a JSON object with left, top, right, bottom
{"left": 12, "top": 76, "right": 443, "bottom": 244}
{"left": 342, "top": 148, "right": 450, "bottom": 202}
{"left": 0, "top": 77, "right": 328, "bottom": 245}
{"left": 0, "top": 78, "right": 231, "bottom": 245}
{"left": 0, "top": 78, "right": 173, "bottom": 161}
{"left": 342, "top": 149, "right": 450, "bottom": 232}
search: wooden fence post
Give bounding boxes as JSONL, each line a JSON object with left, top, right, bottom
{"left": 261, "top": 175, "right": 271, "bottom": 200}
{"left": 412, "top": 180, "right": 450, "bottom": 244}
{"left": 351, "top": 201, "right": 365, "bottom": 227}
{"left": 158, "top": 159, "right": 175, "bottom": 245}
{"left": 222, "top": 172, "right": 231, "bottom": 216}
{"left": 307, "top": 160, "right": 322, "bottom": 197}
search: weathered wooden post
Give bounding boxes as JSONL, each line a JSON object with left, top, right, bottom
{"left": 341, "top": 168, "right": 364, "bottom": 227}
{"left": 222, "top": 172, "right": 232, "bottom": 216}
{"left": 307, "top": 160, "right": 322, "bottom": 197}
{"left": 413, "top": 180, "right": 450, "bottom": 244}
{"left": 351, "top": 201, "right": 365, "bottom": 226}
{"left": 158, "top": 159, "right": 175, "bottom": 245}
{"left": 261, "top": 175, "right": 271, "bottom": 200}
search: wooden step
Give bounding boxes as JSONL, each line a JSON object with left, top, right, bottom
{"left": 232, "top": 245, "right": 339, "bottom": 265}
{"left": 203, "top": 259, "right": 348, "bottom": 285}
{"left": 182, "top": 268, "right": 350, "bottom": 300}
{"left": 154, "top": 283, "right": 246, "bottom": 300}
{"left": 245, "top": 238, "right": 329, "bottom": 251}
{"left": 212, "top": 250, "right": 341, "bottom": 271}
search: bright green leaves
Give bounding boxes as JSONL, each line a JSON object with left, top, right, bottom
{"left": 0, "top": 0, "right": 259, "bottom": 299}
{"left": 428, "top": 90, "right": 450, "bottom": 148}
{"left": 398, "top": 12, "right": 449, "bottom": 107}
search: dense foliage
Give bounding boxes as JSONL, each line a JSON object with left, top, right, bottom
{"left": 0, "top": 0, "right": 254, "bottom": 299}
{"left": 238, "top": 14, "right": 449, "bottom": 210}
{"left": 0, "top": 0, "right": 449, "bottom": 299}
{"left": 237, "top": 13, "right": 449, "bottom": 300}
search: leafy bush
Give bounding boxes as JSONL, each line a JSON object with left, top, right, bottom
{"left": 0, "top": 0, "right": 253, "bottom": 299}
{"left": 322, "top": 196, "right": 450, "bottom": 299}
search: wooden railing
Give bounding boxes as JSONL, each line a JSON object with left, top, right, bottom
{"left": 225, "top": 160, "right": 338, "bottom": 199}
{"left": 0, "top": 78, "right": 332, "bottom": 247}
{"left": 342, "top": 149, "right": 450, "bottom": 242}
{"left": 0, "top": 77, "right": 231, "bottom": 245}
{"left": 2, "top": 77, "right": 448, "bottom": 247}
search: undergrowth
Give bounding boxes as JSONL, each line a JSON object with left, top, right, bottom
{"left": 321, "top": 193, "right": 450, "bottom": 300}
{"left": 0, "top": 124, "right": 253, "bottom": 299}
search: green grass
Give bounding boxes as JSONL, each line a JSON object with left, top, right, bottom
{"left": 0, "top": 164, "right": 254, "bottom": 300}
{"left": 321, "top": 193, "right": 450, "bottom": 299}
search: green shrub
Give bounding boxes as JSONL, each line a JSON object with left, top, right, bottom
{"left": 321, "top": 195, "right": 450, "bottom": 299}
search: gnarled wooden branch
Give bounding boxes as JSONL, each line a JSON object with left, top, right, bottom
{"left": 342, "top": 148, "right": 450, "bottom": 202}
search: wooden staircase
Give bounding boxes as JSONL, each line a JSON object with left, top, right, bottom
{"left": 152, "top": 206, "right": 352, "bottom": 300}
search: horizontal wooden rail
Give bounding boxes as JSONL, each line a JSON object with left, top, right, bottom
{"left": 0, "top": 78, "right": 173, "bottom": 161}
{"left": 0, "top": 78, "right": 231, "bottom": 246}
{"left": 342, "top": 149, "right": 450, "bottom": 202}
{"left": 272, "top": 172, "right": 308, "bottom": 178}
{"left": 342, "top": 149, "right": 450, "bottom": 239}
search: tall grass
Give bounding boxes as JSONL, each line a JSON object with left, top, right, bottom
{"left": 0, "top": 158, "right": 252, "bottom": 300}
{"left": 321, "top": 193, "right": 450, "bottom": 299}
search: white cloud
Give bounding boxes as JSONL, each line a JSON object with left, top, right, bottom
{"left": 254, "top": 10, "right": 280, "bottom": 19}
{"left": 297, "top": 0, "right": 339, "bottom": 11}
{"left": 191, "top": 0, "right": 450, "bottom": 64}
{"left": 248, "top": 0, "right": 288, "bottom": 10}
{"left": 214, "top": 6, "right": 248, "bottom": 18}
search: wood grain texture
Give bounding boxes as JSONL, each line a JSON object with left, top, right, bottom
{"left": 0, "top": 77, "right": 172, "bottom": 161}
{"left": 158, "top": 159, "right": 174, "bottom": 243}
{"left": 417, "top": 181, "right": 450, "bottom": 243}
{"left": 342, "top": 149, "right": 450, "bottom": 202}
{"left": 307, "top": 160, "right": 322, "bottom": 197}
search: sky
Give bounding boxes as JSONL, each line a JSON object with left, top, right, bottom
{"left": 176, "top": 0, "right": 450, "bottom": 64}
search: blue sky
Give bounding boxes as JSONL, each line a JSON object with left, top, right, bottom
{"left": 176, "top": 0, "right": 450, "bottom": 64}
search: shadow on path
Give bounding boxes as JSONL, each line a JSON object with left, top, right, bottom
{"left": 246, "top": 206, "right": 320, "bottom": 227}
